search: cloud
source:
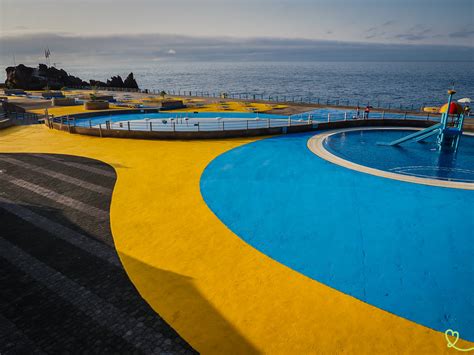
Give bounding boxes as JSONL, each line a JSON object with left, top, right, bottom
{"left": 0, "top": 32, "right": 472, "bottom": 66}
{"left": 449, "top": 30, "right": 474, "bottom": 38}
{"left": 364, "top": 21, "right": 394, "bottom": 40}
{"left": 381, "top": 21, "right": 395, "bottom": 27}
{"left": 393, "top": 25, "right": 433, "bottom": 41}
{"left": 365, "top": 32, "right": 386, "bottom": 40}
{"left": 366, "top": 23, "right": 440, "bottom": 42}
{"left": 394, "top": 33, "right": 429, "bottom": 41}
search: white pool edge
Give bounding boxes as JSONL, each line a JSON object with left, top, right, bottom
{"left": 307, "top": 127, "right": 474, "bottom": 190}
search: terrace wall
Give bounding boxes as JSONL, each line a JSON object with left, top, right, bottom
{"left": 0, "top": 119, "right": 13, "bottom": 130}
{"left": 47, "top": 111, "right": 435, "bottom": 140}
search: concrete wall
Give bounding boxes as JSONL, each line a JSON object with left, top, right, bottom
{"left": 160, "top": 100, "right": 186, "bottom": 110}
{"left": 84, "top": 101, "right": 109, "bottom": 110}
{"left": 50, "top": 121, "right": 287, "bottom": 139}
{"left": 52, "top": 98, "right": 77, "bottom": 106}
{"left": 0, "top": 119, "right": 13, "bottom": 130}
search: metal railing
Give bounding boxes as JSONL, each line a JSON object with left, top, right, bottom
{"left": 146, "top": 89, "right": 445, "bottom": 112}
{"left": 288, "top": 110, "right": 441, "bottom": 122}
{"left": 67, "top": 85, "right": 444, "bottom": 113}
{"left": 3, "top": 111, "right": 42, "bottom": 125}
{"left": 57, "top": 117, "right": 312, "bottom": 132}
{"left": 48, "top": 109, "right": 445, "bottom": 134}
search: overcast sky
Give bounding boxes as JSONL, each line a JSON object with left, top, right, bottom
{"left": 0, "top": 0, "right": 473, "bottom": 65}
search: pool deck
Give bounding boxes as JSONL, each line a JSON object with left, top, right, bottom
{"left": 1, "top": 123, "right": 473, "bottom": 353}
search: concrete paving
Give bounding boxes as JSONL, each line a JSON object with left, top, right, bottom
{"left": 0, "top": 153, "right": 195, "bottom": 354}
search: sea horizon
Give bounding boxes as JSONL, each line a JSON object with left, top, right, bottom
{"left": 2, "top": 60, "right": 472, "bottom": 108}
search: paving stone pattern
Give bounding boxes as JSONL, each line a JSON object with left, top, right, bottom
{"left": 0, "top": 153, "right": 197, "bottom": 354}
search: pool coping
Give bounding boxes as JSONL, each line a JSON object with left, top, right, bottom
{"left": 307, "top": 127, "right": 474, "bottom": 190}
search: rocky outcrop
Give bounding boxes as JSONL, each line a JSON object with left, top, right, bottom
{"left": 5, "top": 64, "right": 140, "bottom": 90}
{"left": 107, "top": 75, "right": 124, "bottom": 88}
{"left": 5, "top": 65, "right": 36, "bottom": 89}
{"left": 123, "top": 73, "right": 139, "bottom": 89}
{"left": 89, "top": 79, "right": 108, "bottom": 88}
{"left": 5, "top": 64, "right": 88, "bottom": 90}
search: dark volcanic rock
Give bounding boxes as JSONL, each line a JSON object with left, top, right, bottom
{"left": 5, "top": 64, "right": 88, "bottom": 90}
{"left": 6, "top": 64, "right": 40, "bottom": 90}
{"left": 91, "top": 73, "right": 138, "bottom": 89}
{"left": 107, "top": 75, "right": 124, "bottom": 88}
{"left": 123, "top": 73, "right": 139, "bottom": 89}
{"left": 89, "top": 79, "right": 108, "bottom": 88}
{"left": 5, "top": 64, "right": 140, "bottom": 90}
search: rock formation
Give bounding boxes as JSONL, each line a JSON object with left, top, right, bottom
{"left": 123, "top": 73, "right": 139, "bottom": 89}
{"left": 107, "top": 75, "right": 124, "bottom": 88}
{"left": 4, "top": 64, "right": 140, "bottom": 90}
{"left": 5, "top": 64, "right": 88, "bottom": 90}
{"left": 89, "top": 79, "right": 108, "bottom": 88}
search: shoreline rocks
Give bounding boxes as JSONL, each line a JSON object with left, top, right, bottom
{"left": 5, "top": 64, "right": 139, "bottom": 90}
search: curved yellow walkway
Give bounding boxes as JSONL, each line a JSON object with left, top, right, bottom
{"left": 0, "top": 125, "right": 470, "bottom": 354}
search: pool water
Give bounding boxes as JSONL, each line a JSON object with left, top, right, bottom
{"left": 75, "top": 112, "right": 288, "bottom": 127}
{"left": 324, "top": 129, "right": 474, "bottom": 183}
{"left": 74, "top": 109, "right": 435, "bottom": 128}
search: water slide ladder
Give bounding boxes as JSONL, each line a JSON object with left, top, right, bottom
{"left": 378, "top": 89, "right": 465, "bottom": 147}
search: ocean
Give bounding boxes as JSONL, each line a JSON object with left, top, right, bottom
{"left": 5, "top": 61, "right": 474, "bottom": 109}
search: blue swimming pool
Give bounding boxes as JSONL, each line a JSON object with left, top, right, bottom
{"left": 200, "top": 131, "right": 474, "bottom": 340}
{"left": 73, "top": 109, "right": 434, "bottom": 128}
{"left": 324, "top": 129, "right": 474, "bottom": 183}
{"left": 74, "top": 112, "right": 288, "bottom": 127}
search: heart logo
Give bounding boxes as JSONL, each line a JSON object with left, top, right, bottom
{"left": 445, "top": 329, "right": 474, "bottom": 352}
{"left": 445, "top": 329, "right": 460, "bottom": 348}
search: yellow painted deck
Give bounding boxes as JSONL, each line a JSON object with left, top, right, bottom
{"left": 28, "top": 104, "right": 130, "bottom": 116}
{"left": 0, "top": 124, "right": 470, "bottom": 354}
{"left": 25, "top": 95, "right": 288, "bottom": 116}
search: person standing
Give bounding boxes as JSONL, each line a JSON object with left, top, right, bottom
{"left": 364, "top": 105, "right": 370, "bottom": 119}
{"left": 355, "top": 105, "right": 360, "bottom": 119}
